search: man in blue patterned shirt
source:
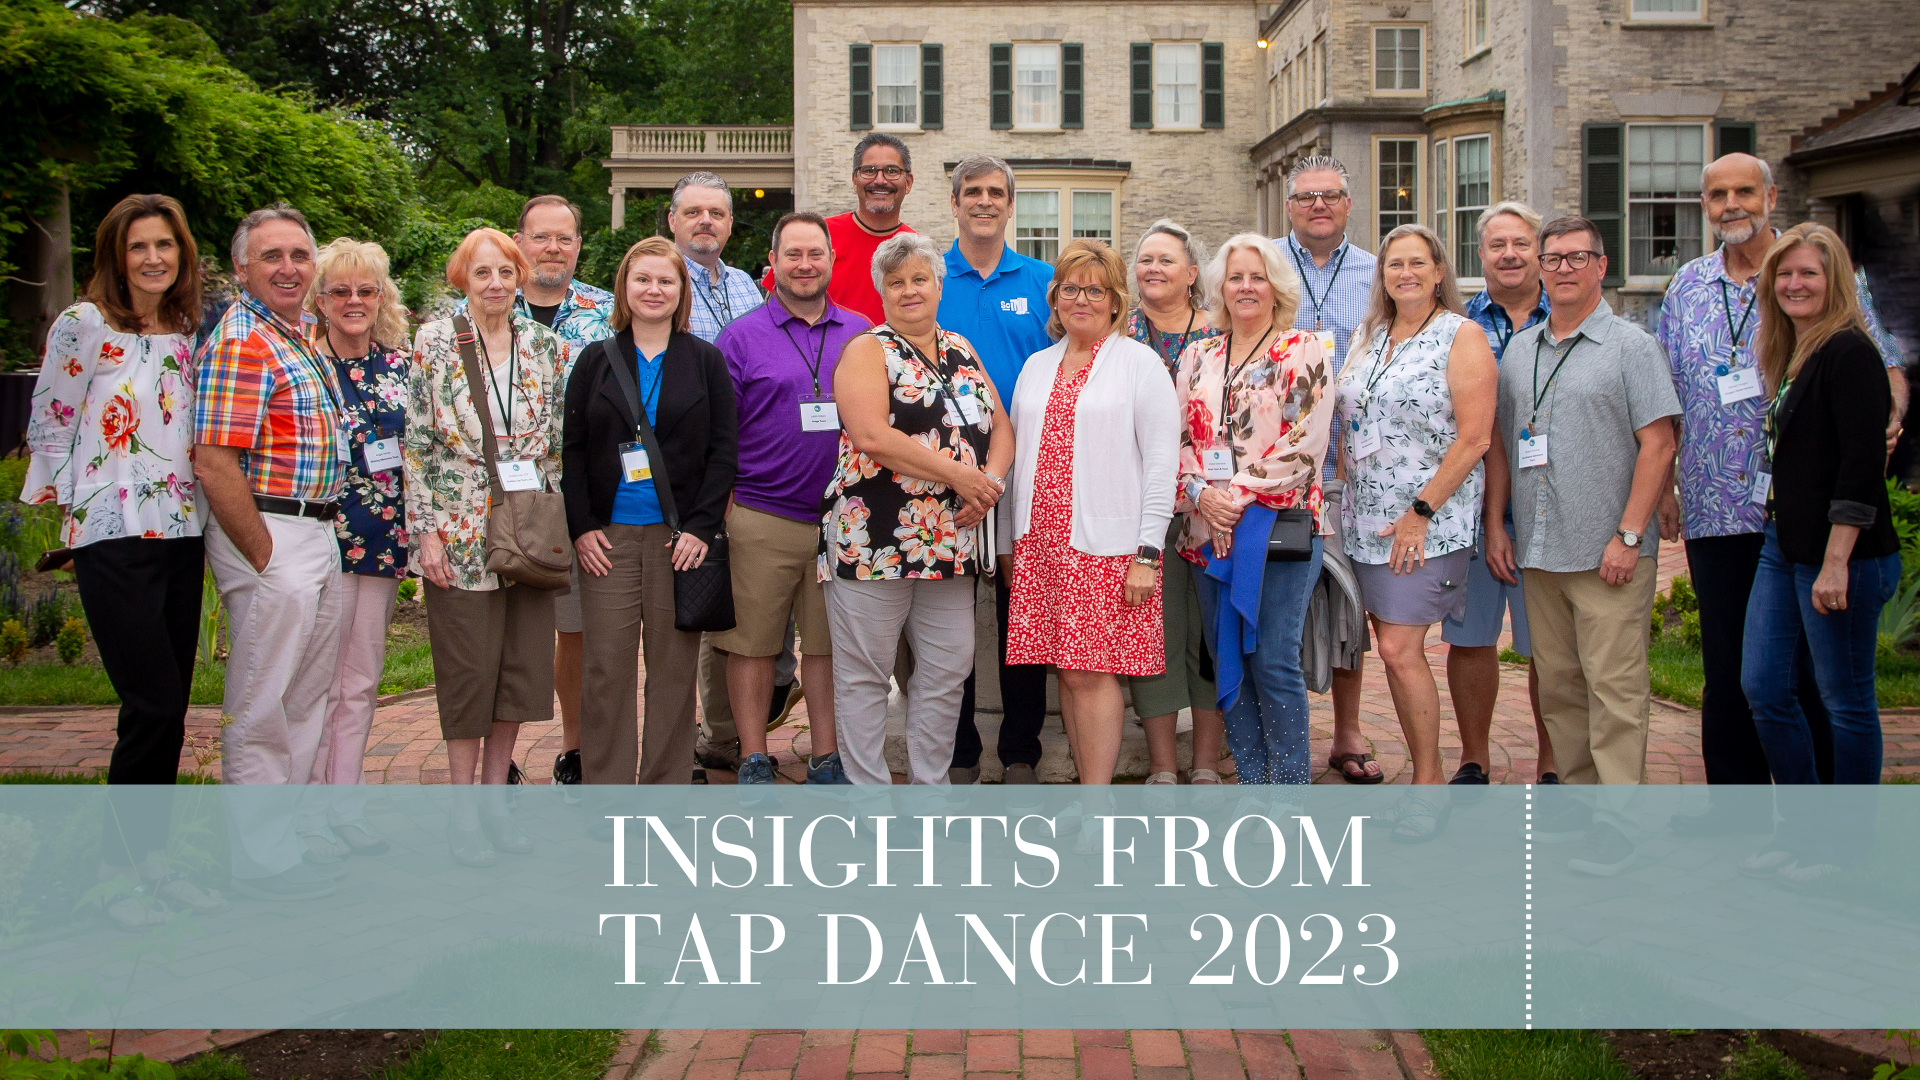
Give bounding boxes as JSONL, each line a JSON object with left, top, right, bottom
{"left": 671, "top": 171, "right": 767, "bottom": 343}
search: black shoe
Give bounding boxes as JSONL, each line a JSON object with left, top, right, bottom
{"left": 1448, "top": 762, "right": 1490, "bottom": 804}
{"left": 1537, "top": 772, "right": 1560, "bottom": 784}
{"left": 553, "top": 749, "right": 583, "bottom": 804}
{"left": 691, "top": 767, "right": 709, "bottom": 785}
{"left": 766, "top": 680, "right": 802, "bottom": 731}
{"left": 695, "top": 739, "right": 741, "bottom": 771}
{"left": 507, "top": 759, "right": 525, "bottom": 784}
{"left": 1669, "top": 807, "right": 1765, "bottom": 836}
{"left": 1534, "top": 799, "right": 1593, "bottom": 843}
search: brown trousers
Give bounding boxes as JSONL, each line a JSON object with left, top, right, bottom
{"left": 578, "top": 522, "right": 702, "bottom": 784}
{"left": 1522, "top": 563, "right": 1658, "bottom": 784}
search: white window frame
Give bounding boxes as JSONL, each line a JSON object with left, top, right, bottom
{"left": 1432, "top": 140, "right": 1450, "bottom": 256}
{"left": 1464, "top": 0, "right": 1490, "bottom": 55}
{"left": 1315, "top": 35, "right": 1328, "bottom": 104}
{"left": 1016, "top": 190, "right": 1062, "bottom": 263}
{"left": 1375, "top": 137, "right": 1423, "bottom": 247}
{"left": 872, "top": 43, "right": 919, "bottom": 128}
{"left": 1070, "top": 190, "right": 1114, "bottom": 244}
{"left": 1013, "top": 42, "right": 1061, "bottom": 130}
{"left": 1371, "top": 25, "right": 1424, "bottom": 95}
{"left": 1628, "top": 0, "right": 1706, "bottom": 22}
{"left": 1154, "top": 41, "right": 1202, "bottom": 129}
{"left": 1451, "top": 134, "right": 1492, "bottom": 272}
{"left": 1625, "top": 121, "right": 1709, "bottom": 280}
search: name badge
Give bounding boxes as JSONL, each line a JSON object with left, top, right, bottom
{"left": 619, "top": 442, "right": 652, "bottom": 483}
{"left": 1751, "top": 470, "right": 1771, "bottom": 505}
{"left": 363, "top": 437, "right": 403, "bottom": 473}
{"left": 1717, "top": 367, "right": 1762, "bottom": 406}
{"left": 1350, "top": 420, "right": 1383, "bottom": 459}
{"left": 1202, "top": 445, "right": 1235, "bottom": 481}
{"left": 945, "top": 387, "right": 985, "bottom": 426}
{"left": 336, "top": 420, "right": 353, "bottom": 465}
{"left": 498, "top": 459, "right": 542, "bottom": 491}
{"left": 1517, "top": 432, "right": 1549, "bottom": 469}
{"left": 799, "top": 398, "right": 840, "bottom": 432}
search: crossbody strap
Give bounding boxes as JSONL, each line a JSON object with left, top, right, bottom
{"left": 452, "top": 314, "right": 505, "bottom": 498}
{"left": 609, "top": 331, "right": 683, "bottom": 535}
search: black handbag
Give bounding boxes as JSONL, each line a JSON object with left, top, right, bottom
{"left": 1266, "top": 507, "right": 1315, "bottom": 562}
{"left": 606, "top": 334, "right": 736, "bottom": 633}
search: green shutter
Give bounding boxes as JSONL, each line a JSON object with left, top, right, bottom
{"left": 1582, "top": 122, "right": 1624, "bottom": 286}
{"left": 921, "top": 44, "right": 943, "bottom": 129}
{"left": 1201, "top": 42, "right": 1226, "bottom": 129}
{"left": 990, "top": 43, "right": 1013, "bottom": 130}
{"left": 1714, "top": 121, "right": 1757, "bottom": 159}
{"left": 849, "top": 44, "right": 872, "bottom": 131}
{"left": 1061, "top": 43, "right": 1084, "bottom": 129}
{"left": 1130, "top": 43, "right": 1153, "bottom": 128}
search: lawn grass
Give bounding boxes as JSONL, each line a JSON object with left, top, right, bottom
{"left": 378, "top": 1029, "right": 621, "bottom": 1080}
{"left": 0, "top": 629, "right": 435, "bottom": 707}
{"left": 1420, "top": 1029, "right": 1632, "bottom": 1080}
{"left": 379, "top": 627, "right": 436, "bottom": 696}
{"left": 1649, "top": 636, "right": 1706, "bottom": 708}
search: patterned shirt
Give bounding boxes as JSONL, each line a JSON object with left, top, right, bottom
{"left": 1464, "top": 285, "right": 1550, "bottom": 364}
{"left": 24, "top": 303, "right": 201, "bottom": 546}
{"left": 193, "top": 290, "right": 346, "bottom": 501}
{"left": 1127, "top": 307, "right": 1213, "bottom": 378}
{"left": 686, "top": 259, "right": 765, "bottom": 344}
{"left": 1656, "top": 250, "right": 1904, "bottom": 539}
{"left": 332, "top": 343, "right": 410, "bottom": 576}
{"left": 1279, "top": 234, "right": 1376, "bottom": 480}
{"left": 459, "top": 279, "right": 612, "bottom": 385}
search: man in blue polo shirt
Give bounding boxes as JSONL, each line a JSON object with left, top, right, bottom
{"left": 938, "top": 154, "right": 1055, "bottom": 784}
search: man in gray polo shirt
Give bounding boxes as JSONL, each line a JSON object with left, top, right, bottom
{"left": 1485, "top": 215, "right": 1678, "bottom": 871}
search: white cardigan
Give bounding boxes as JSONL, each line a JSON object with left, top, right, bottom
{"left": 998, "top": 329, "right": 1181, "bottom": 557}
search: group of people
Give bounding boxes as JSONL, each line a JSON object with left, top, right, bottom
{"left": 29, "top": 130, "right": 1907, "bottom": 907}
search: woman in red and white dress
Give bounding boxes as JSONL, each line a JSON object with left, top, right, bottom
{"left": 1003, "top": 239, "right": 1181, "bottom": 809}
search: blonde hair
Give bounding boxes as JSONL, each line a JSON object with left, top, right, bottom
{"left": 1204, "top": 233, "right": 1301, "bottom": 331}
{"left": 1130, "top": 219, "right": 1209, "bottom": 312}
{"left": 308, "top": 237, "right": 409, "bottom": 349}
{"left": 1358, "top": 224, "right": 1465, "bottom": 341}
{"left": 1754, "top": 223, "right": 1870, "bottom": 397}
{"left": 1046, "top": 239, "right": 1131, "bottom": 339}
{"left": 609, "top": 236, "right": 693, "bottom": 334}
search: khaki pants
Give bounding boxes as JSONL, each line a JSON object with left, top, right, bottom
{"left": 1522, "top": 563, "right": 1658, "bottom": 785}
{"left": 579, "top": 523, "right": 701, "bottom": 784}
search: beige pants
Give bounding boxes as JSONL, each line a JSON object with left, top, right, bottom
{"left": 1521, "top": 563, "right": 1658, "bottom": 785}
{"left": 579, "top": 522, "right": 701, "bottom": 784}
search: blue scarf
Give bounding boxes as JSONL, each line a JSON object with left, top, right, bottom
{"left": 1204, "top": 504, "right": 1276, "bottom": 713}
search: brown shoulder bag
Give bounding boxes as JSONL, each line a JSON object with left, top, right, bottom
{"left": 452, "top": 314, "right": 573, "bottom": 590}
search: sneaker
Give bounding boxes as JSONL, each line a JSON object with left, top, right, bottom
{"left": 230, "top": 862, "right": 336, "bottom": 901}
{"left": 299, "top": 826, "right": 349, "bottom": 860}
{"left": 1002, "top": 763, "right": 1039, "bottom": 784}
{"left": 1533, "top": 799, "right": 1593, "bottom": 843}
{"left": 553, "top": 749, "right": 583, "bottom": 805}
{"left": 947, "top": 765, "right": 980, "bottom": 785}
{"left": 1738, "top": 847, "right": 1796, "bottom": 878}
{"left": 695, "top": 737, "right": 742, "bottom": 772}
{"left": 766, "top": 680, "right": 803, "bottom": 731}
{"left": 1567, "top": 823, "right": 1637, "bottom": 877}
{"left": 301, "top": 847, "right": 349, "bottom": 879}
{"left": 737, "top": 753, "right": 777, "bottom": 785}
{"left": 807, "top": 752, "right": 852, "bottom": 785}
{"left": 1776, "top": 861, "right": 1844, "bottom": 889}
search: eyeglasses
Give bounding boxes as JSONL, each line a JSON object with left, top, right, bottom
{"left": 528, "top": 233, "right": 580, "bottom": 249}
{"left": 1538, "top": 250, "right": 1601, "bottom": 272}
{"left": 854, "top": 165, "right": 908, "bottom": 181}
{"left": 1057, "top": 284, "right": 1109, "bottom": 302}
{"left": 324, "top": 285, "right": 380, "bottom": 301}
{"left": 1288, "top": 190, "right": 1348, "bottom": 207}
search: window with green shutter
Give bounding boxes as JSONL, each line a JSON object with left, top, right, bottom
{"left": 1714, "top": 121, "right": 1756, "bottom": 159}
{"left": 850, "top": 44, "right": 872, "bottom": 130}
{"left": 1582, "top": 122, "right": 1625, "bottom": 286}
{"left": 990, "top": 43, "right": 1013, "bottom": 130}
{"left": 1130, "top": 43, "right": 1153, "bottom": 128}
{"left": 921, "top": 44, "right": 943, "bottom": 129}
{"left": 1062, "top": 43, "right": 1084, "bottom": 129}
{"left": 1201, "top": 42, "right": 1225, "bottom": 128}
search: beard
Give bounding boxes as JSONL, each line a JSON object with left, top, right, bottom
{"left": 531, "top": 261, "right": 571, "bottom": 289}
{"left": 687, "top": 233, "right": 721, "bottom": 257}
{"left": 1712, "top": 213, "right": 1758, "bottom": 246}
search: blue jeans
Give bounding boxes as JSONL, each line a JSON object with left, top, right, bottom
{"left": 1194, "top": 539, "right": 1323, "bottom": 786}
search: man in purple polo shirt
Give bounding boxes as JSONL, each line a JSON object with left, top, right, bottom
{"left": 711, "top": 211, "right": 871, "bottom": 784}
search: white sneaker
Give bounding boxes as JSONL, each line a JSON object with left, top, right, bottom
{"left": 1737, "top": 848, "right": 1795, "bottom": 878}
{"left": 1776, "top": 861, "right": 1844, "bottom": 889}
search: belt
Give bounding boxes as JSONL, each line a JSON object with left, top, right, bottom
{"left": 253, "top": 494, "right": 341, "bottom": 520}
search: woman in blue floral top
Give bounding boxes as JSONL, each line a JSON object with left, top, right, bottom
{"left": 305, "top": 238, "right": 410, "bottom": 858}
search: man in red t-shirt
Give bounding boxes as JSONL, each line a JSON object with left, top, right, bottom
{"left": 764, "top": 133, "right": 916, "bottom": 325}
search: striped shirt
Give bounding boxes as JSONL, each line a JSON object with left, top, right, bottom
{"left": 193, "top": 290, "right": 345, "bottom": 500}
{"left": 686, "top": 258, "right": 765, "bottom": 343}
{"left": 1279, "top": 233, "right": 1376, "bottom": 479}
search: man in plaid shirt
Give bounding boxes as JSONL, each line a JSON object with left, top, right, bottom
{"left": 194, "top": 203, "right": 350, "bottom": 902}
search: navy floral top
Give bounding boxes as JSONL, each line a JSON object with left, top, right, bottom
{"left": 332, "top": 343, "right": 410, "bottom": 576}
{"left": 1128, "top": 308, "right": 1212, "bottom": 379}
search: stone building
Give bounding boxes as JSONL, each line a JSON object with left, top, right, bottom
{"left": 1249, "top": 0, "right": 1920, "bottom": 321}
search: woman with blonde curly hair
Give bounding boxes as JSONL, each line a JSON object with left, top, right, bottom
{"left": 302, "top": 237, "right": 412, "bottom": 858}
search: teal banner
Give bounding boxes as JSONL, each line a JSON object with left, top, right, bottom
{"left": 0, "top": 785, "right": 1912, "bottom": 1029}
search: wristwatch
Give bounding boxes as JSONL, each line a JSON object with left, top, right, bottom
{"left": 1133, "top": 544, "right": 1163, "bottom": 568}
{"left": 1412, "top": 499, "right": 1435, "bottom": 519}
{"left": 1617, "top": 529, "right": 1642, "bottom": 548}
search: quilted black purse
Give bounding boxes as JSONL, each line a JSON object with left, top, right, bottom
{"left": 606, "top": 334, "right": 736, "bottom": 633}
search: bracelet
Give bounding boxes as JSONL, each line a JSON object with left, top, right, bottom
{"left": 983, "top": 470, "right": 1004, "bottom": 488}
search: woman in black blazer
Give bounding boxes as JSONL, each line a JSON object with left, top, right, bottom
{"left": 563, "top": 236, "right": 737, "bottom": 786}
{"left": 1739, "top": 224, "right": 1900, "bottom": 882}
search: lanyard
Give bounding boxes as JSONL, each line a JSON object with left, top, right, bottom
{"left": 1290, "top": 239, "right": 1348, "bottom": 330}
{"left": 1362, "top": 305, "right": 1441, "bottom": 404}
{"left": 1218, "top": 323, "right": 1274, "bottom": 434}
{"left": 780, "top": 310, "right": 832, "bottom": 397}
{"left": 476, "top": 323, "right": 523, "bottom": 440}
{"left": 695, "top": 267, "right": 735, "bottom": 330}
{"left": 256, "top": 302, "right": 345, "bottom": 424}
{"left": 1144, "top": 306, "right": 1196, "bottom": 358}
{"left": 1528, "top": 334, "right": 1580, "bottom": 432}
{"left": 899, "top": 328, "right": 974, "bottom": 424}
{"left": 1488, "top": 306, "right": 1517, "bottom": 356}
{"left": 1717, "top": 277, "right": 1757, "bottom": 362}
{"left": 326, "top": 334, "right": 386, "bottom": 420}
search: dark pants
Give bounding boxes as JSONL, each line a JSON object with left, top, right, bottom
{"left": 953, "top": 574, "right": 1047, "bottom": 769}
{"left": 1688, "top": 532, "right": 1833, "bottom": 789}
{"left": 73, "top": 536, "right": 205, "bottom": 865}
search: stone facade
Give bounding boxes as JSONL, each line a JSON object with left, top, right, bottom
{"left": 792, "top": 1, "right": 1267, "bottom": 256}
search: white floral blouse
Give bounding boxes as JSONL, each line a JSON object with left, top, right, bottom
{"left": 403, "top": 315, "right": 567, "bottom": 591}
{"left": 23, "top": 303, "right": 201, "bottom": 547}
{"left": 1335, "top": 311, "right": 1482, "bottom": 564}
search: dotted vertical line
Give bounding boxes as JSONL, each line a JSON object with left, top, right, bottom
{"left": 1525, "top": 783, "right": 1534, "bottom": 1029}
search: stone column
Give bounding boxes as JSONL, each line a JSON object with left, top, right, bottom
{"left": 610, "top": 186, "right": 627, "bottom": 231}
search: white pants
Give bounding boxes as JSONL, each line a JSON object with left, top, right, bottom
{"left": 207, "top": 513, "right": 345, "bottom": 878}
{"left": 317, "top": 572, "right": 398, "bottom": 824}
{"left": 823, "top": 576, "right": 975, "bottom": 784}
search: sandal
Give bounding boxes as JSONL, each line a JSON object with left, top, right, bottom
{"left": 334, "top": 820, "right": 391, "bottom": 856}
{"left": 447, "top": 822, "right": 497, "bottom": 868}
{"left": 149, "top": 871, "right": 228, "bottom": 914}
{"left": 299, "top": 826, "right": 350, "bottom": 860}
{"left": 90, "top": 878, "right": 172, "bottom": 932}
{"left": 1390, "top": 794, "right": 1452, "bottom": 844}
{"left": 1329, "top": 752, "right": 1385, "bottom": 785}
{"left": 1144, "top": 771, "right": 1177, "bottom": 812}
{"left": 481, "top": 811, "right": 534, "bottom": 855}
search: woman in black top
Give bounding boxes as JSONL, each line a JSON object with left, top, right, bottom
{"left": 1739, "top": 224, "right": 1900, "bottom": 883}
{"left": 562, "top": 236, "right": 737, "bottom": 787}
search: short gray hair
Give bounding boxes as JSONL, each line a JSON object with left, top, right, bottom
{"left": 1284, "top": 155, "right": 1350, "bottom": 199}
{"left": 671, "top": 171, "right": 733, "bottom": 215}
{"left": 1131, "top": 219, "right": 1210, "bottom": 310}
{"left": 230, "top": 203, "right": 315, "bottom": 268}
{"left": 1476, "top": 201, "right": 1543, "bottom": 242}
{"left": 870, "top": 232, "right": 946, "bottom": 295}
{"left": 951, "top": 154, "right": 1016, "bottom": 201}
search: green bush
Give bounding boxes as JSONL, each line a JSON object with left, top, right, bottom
{"left": 55, "top": 616, "right": 86, "bottom": 664}
{"left": 1680, "top": 609, "right": 1701, "bottom": 649}
{"left": 1720, "top": 1036, "right": 1807, "bottom": 1080}
{"left": 0, "top": 620, "right": 28, "bottom": 665}
{"left": 29, "top": 588, "right": 66, "bottom": 647}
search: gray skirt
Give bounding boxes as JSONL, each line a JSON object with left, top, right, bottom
{"left": 1353, "top": 549, "right": 1472, "bottom": 626}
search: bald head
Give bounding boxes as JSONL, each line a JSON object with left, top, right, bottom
{"left": 1702, "top": 153, "right": 1777, "bottom": 246}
